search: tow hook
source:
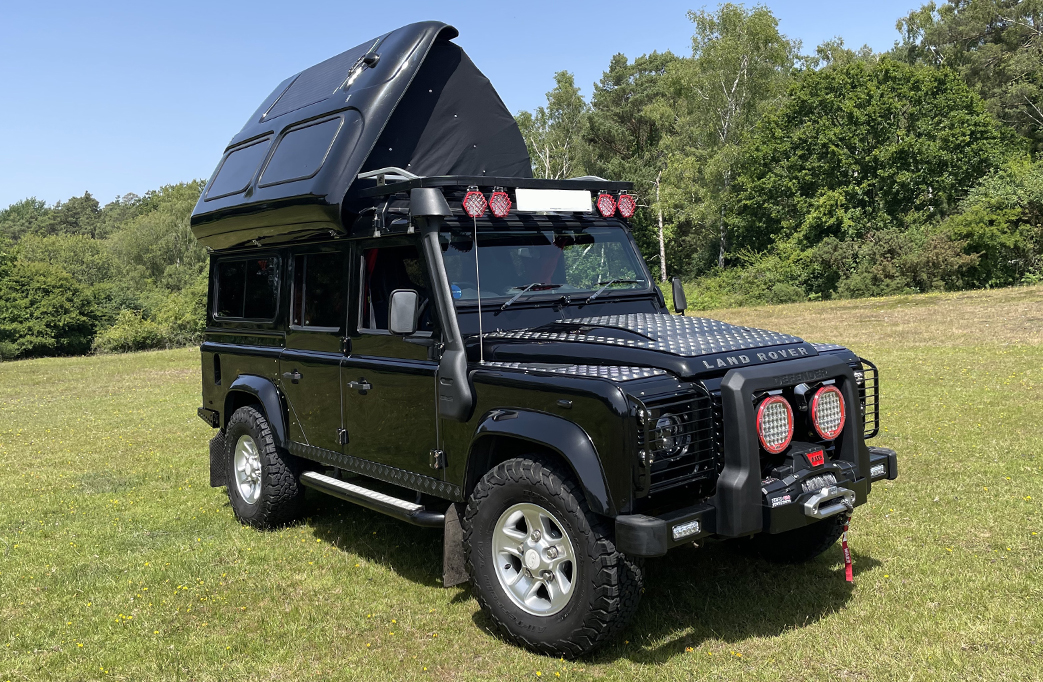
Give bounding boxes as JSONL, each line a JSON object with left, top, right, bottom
{"left": 803, "top": 485, "right": 856, "bottom": 520}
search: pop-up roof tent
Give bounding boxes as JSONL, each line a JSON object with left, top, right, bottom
{"left": 190, "top": 21, "right": 532, "bottom": 250}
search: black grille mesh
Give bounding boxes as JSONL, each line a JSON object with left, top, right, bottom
{"left": 859, "top": 358, "right": 879, "bottom": 438}
{"left": 638, "top": 387, "right": 721, "bottom": 494}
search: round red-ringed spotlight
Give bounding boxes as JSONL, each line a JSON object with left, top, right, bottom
{"left": 756, "top": 395, "right": 794, "bottom": 454}
{"left": 488, "top": 190, "right": 511, "bottom": 218}
{"left": 617, "top": 192, "right": 637, "bottom": 218}
{"left": 811, "top": 385, "right": 846, "bottom": 440}
{"left": 596, "top": 192, "right": 617, "bottom": 218}
{"left": 462, "top": 189, "right": 487, "bottom": 218}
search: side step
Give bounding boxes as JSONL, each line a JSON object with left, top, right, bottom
{"left": 299, "top": 471, "right": 445, "bottom": 528}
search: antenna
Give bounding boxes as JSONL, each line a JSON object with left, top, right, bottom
{"left": 474, "top": 215, "right": 485, "bottom": 364}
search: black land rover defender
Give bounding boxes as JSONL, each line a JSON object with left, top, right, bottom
{"left": 192, "top": 21, "right": 898, "bottom": 657}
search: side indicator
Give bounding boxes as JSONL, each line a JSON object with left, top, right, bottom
{"left": 806, "top": 450, "right": 825, "bottom": 467}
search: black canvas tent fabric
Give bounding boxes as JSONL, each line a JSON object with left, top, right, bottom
{"left": 359, "top": 40, "right": 533, "bottom": 180}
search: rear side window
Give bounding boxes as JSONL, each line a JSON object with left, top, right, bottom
{"left": 214, "top": 257, "right": 280, "bottom": 320}
{"left": 291, "top": 253, "right": 347, "bottom": 329}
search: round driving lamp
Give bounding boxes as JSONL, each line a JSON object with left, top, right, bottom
{"left": 811, "top": 385, "right": 846, "bottom": 440}
{"left": 756, "top": 395, "right": 794, "bottom": 454}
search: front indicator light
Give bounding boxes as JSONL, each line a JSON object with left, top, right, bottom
{"left": 812, "top": 385, "right": 846, "bottom": 440}
{"left": 756, "top": 395, "right": 794, "bottom": 454}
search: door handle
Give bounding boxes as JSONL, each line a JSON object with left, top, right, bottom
{"left": 282, "top": 370, "right": 302, "bottom": 384}
{"left": 348, "top": 378, "right": 371, "bottom": 393}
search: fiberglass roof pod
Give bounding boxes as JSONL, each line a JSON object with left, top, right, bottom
{"left": 190, "top": 21, "right": 533, "bottom": 251}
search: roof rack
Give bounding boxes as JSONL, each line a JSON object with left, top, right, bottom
{"left": 357, "top": 174, "right": 633, "bottom": 199}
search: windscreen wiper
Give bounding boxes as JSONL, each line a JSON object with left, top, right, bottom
{"left": 584, "top": 279, "right": 644, "bottom": 304}
{"left": 500, "top": 283, "right": 565, "bottom": 311}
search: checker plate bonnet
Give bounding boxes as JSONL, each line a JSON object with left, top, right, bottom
{"left": 486, "top": 313, "right": 803, "bottom": 357}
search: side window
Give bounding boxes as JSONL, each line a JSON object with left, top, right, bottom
{"left": 291, "top": 252, "right": 347, "bottom": 329}
{"left": 359, "top": 245, "right": 433, "bottom": 333}
{"left": 214, "top": 257, "right": 279, "bottom": 320}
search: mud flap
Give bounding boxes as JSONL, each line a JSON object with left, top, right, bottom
{"left": 442, "top": 502, "right": 468, "bottom": 587}
{"left": 209, "top": 431, "right": 227, "bottom": 488}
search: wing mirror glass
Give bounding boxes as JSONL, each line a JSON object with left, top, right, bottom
{"left": 671, "top": 277, "right": 688, "bottom": 315}
{"left": 388, "top": 289, "right": 419, "bottom": 335}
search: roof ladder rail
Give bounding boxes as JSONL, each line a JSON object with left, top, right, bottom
{"left": 357, "top": 167, "right": 421, "bottom": 186}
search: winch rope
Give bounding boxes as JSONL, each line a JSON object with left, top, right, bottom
{"left": 842, "top": 513, "right": 854, "bottom": 583}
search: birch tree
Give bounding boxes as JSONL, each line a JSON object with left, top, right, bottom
{"left": 516, "top": 72, "right": 589, "bottom": 179}
{"left": 585, "top": 52, "right": 679, "bottom": 280}
{"left": 661, "top": 4, "right": 799, "bottom": 269}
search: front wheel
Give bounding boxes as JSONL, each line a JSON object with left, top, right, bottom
{"left": 464, "top": 457, "right": 642, "bottom": 658}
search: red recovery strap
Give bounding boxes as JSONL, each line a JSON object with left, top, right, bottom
{"left": 842, "top": 514, "right": 854, "bottom": 583}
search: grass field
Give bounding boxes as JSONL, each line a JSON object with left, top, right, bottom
{"left": 1, "top": 286, "right": 1041, "bottom": 681}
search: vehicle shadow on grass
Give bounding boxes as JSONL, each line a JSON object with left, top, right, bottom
{"left": 466, "top": 540, "right": 881, "bottom": 663}
{"left": 589, "top": 542, "right": 882, "bottom": 664}
{"left": 300, "top": 493, "right": 880, "bottom": 663}
{"left": 302, "top": 492, "right": 448, "bottom": 588}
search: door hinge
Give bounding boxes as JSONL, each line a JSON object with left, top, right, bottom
{"left": 429, "top": 449, "right": 446, "bottom": 470}
{"left": 337, "top": 428, "right": 349, "bottom": 445}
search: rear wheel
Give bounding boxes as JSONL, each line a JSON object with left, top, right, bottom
{"left": 464, "top": 457, "right": 642, "bottom": 658}
{"left": 742, "top": 513, "right": 847, "bottom": 564}
{"left": 224, "top": 406, "right": 304, "bottom": 529}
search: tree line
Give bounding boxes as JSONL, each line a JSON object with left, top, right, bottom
{"left": 0, "top": 0, "right": 1040, "bottom": 359}
{"left": 517, "top": 0, "right": 1042, "bottom": 307}
{"left": 0, "top": 183, "right": 207, "bottom": 359}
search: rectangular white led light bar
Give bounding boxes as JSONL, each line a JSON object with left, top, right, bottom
{"left": 870, "top": 464, "right": 887, "bottom": 480}
{"left": 515, "top": 188, "right": 592, "bottom": 213}
{"left": 671, "top": 519, "right": 701, "bottom": 541}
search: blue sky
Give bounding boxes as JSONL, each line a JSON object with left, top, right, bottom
{"left": 0, "top": 0, "right": 923, "bottom": 209}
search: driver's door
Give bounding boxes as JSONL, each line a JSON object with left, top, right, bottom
{"left": 341, "top": 240, "right": 439, "bottom": 476}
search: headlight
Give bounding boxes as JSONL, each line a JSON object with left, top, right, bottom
{"left": 811, "top": 385, "right": 846, "bottom": 440}
{"left": 756, "top": 395, "right": 793, "bottom": 454}
{"left": 651, "top": 414, "right": 690, "bottom": 459}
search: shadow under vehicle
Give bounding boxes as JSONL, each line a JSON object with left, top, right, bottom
{"left": 191, "top": 21, "right": 898, "bottom": 658}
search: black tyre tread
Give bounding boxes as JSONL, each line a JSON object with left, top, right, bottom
{"left": 744, "top": 513, "right": 848, "bottom": 564}
{"left": 225, "top": 406, "right": 304, "bottom": 529}
{"left": 463, "top": 456, "right": 642, "bottom": 658}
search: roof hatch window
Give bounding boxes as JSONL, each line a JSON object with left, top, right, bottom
{"left": 206, "top": 139, "right": 271, "bottom": 200}
{"left": 260, "top": 117, "right": 344, "bottom": 187}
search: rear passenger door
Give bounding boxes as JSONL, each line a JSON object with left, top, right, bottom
{"left": 341, "top": 240, "right": 439, "bottom": 476}
{"left": 278, "top": 246, "right": 350, "bottom": 453}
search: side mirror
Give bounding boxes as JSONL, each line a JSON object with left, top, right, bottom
{"left": 671, "top": 277, "right": 687, "bottom": 315}
{"left": 388, "top": 289, "right": 419, "bottom": 335}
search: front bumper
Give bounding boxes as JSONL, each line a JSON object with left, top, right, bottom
{"left": 615, "top": 447, "right": 899, "bottom": 558}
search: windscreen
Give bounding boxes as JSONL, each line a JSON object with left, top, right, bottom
{"left": 440, "top": 225, "right": 648, "bottom": 302}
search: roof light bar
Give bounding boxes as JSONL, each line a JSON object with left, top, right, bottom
{"left": 462, "top": 187, "right": 487, "bottom": 218}
{"left": 488, "top": 188, "right": 512, "bottom": 218}
{"left": 617, "top": 191, "right": 637, "bottom": 218}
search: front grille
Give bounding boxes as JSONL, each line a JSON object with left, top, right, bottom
{"left": 858, "top": 358, "right": 879, "bottom": 438}
{"left": 637, "top": 386, "right": 721, "bottom": 495}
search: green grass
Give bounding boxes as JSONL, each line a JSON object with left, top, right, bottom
{"left": 1, "top": 286, "right": 1041, "bottom": 681}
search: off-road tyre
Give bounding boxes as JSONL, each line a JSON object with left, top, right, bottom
{"left": 741, "top": 513, "right": 848, "bottom": 564}
{"left": 463, "top": 456, "right": 642, "bottom": 658}
{"left": 224, "top": 406, "right": 305, "bottom": 529}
